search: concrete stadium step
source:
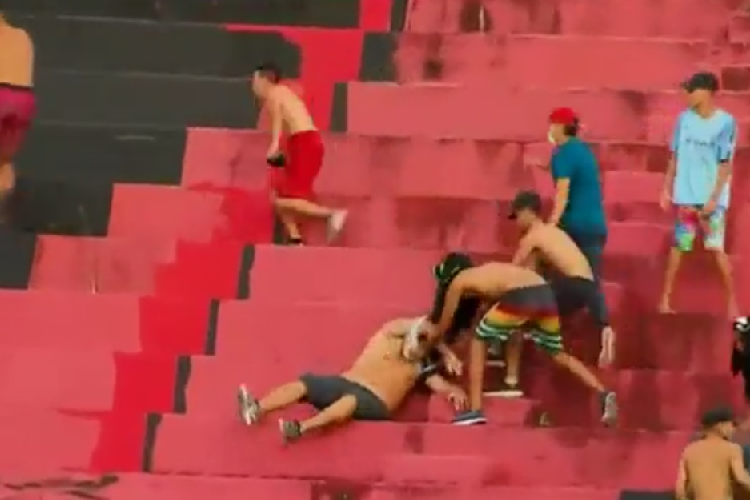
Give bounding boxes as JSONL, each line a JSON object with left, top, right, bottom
{"left": 0, "top": 290, "right": 211, "bottom": 354}
{"left": 9, "top": 15, "right": 296, "bottom": 78}
{"left": 19, "top": 122, "right": 186, "bottom": 185}
{"left": 2, "top": 0, "right": 369, "bottom": 27}
{"left": 223, "top": 242, "right": 750, "bottom": 316}
{"left": 722, "top": 65, "right": 750, "bottom": 92}
{"left": 731, "top": 13, "right": 750, "bottom": 43}
{"left": 0, "top": 349, "right": 178, "bottom": 413}
{"left": 0, "top": 474, "right": 620, "bottom": 500}
{"left": 35, "top": 70, "right": 256, "bottom": 127}
{"left": 362, "top": 33, "right": 708, "bottom": 89}
{"left": 184, "top": 349, "right": 730, "bottom": 429}
{"left": 30, "top": 235, "right": 176, "bottom": 294}
{"left": 109, "top": 184, "right": 273, "bottom": 244}
{"left": 183, "top": 130, "right": 750, "bottom": 196}
{"left": 209, "top": 299, "right": 728, "bottom": 371}
{"left": 0, "top": 408, "right": 101, "bottom": 471}
{"left": 406, "top": 0, "right": 737, "bottom": 38}
{"left": 151, "top": 416, "right": 686, "bottom": 488}
{"left": 338, "top": 83, "right": 750, "bottom": 140}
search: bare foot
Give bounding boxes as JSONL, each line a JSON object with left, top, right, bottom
{"left": 658, "top": 297, "right": 675, "bottom": 314}
{"left": 326, "top": 210, "right": 348, "bottom": 243}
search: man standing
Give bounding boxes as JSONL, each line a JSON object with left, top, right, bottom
{"left": 659, "top": 72, "right": 737, "bottom": 317}
{"left": 251, "top": 62, "right": 347, "bottom": 246}
{"left": 545, "top": 108, "right": 614, "bottom": 362}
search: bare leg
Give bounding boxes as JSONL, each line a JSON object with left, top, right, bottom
{"left": 299, "top": 395, "right": 356, "bottom": 433}
{"left": 276, "top": 208, "right": 303, "bottom": 242}
{"left": 550, "top": 352, "right": 605, "bottom": 392}
{"left": 280, "top": 395, "right": 357, "bottom": 443}
{"left": 237, "top": 381, "right": 306, "bottom": 426}
{"left": 659, "top": 248, "right": 683, "bottom": 313}
{"left": 468, "top": 336, "right": 487, "bottom": 411}
{"left": 274, "top": 198, "right": 348, "bottom": 242}
{"left": 504, "top": 332, "right": 523, "bottom": 385}
{"left": 711, "top": 250, "right": 738, "bottom": 318}
{"left": 258, "top": 381, "right": 307, "bottom": 413}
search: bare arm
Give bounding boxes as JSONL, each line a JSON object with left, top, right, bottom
{"left": 424, "top": 374, "right": 458, "bottom": 395}
{"left": 512, "top": 234, "right": 537, "bottom": 268}
{"left": 664, "top": 155, "right": 676, "bottom": 195}
{"left": 707, "top": 116, "right": 736, "bottom": 206}
{"left": 730, "top": 443, "right": 750, "bottom": 490}
{"left": 549, "top": 178, "right": 570, "bottom": 226}
{"left": 267, "top": 93, "right": 283, "bottom": 155}
{"left": 432, "top": 277, "right": 468, "bottom": 341}
{"left": 675, "top": 455, "right": 688, "bottom": 500}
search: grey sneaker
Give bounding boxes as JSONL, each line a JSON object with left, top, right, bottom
{"left": 237, "top": 385, "right": 261, "bottom": 426}
{"left": 600, "top": 391, "right": 618, "bottom": 426}
{"left": 279, "top": 419, "right": 303, "bottom": 443}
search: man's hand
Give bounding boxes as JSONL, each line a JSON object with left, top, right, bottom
{"left": 446, "top": 386, "right": 469, "bottom": 411}
{"left": 659, "top": 189, "right": 671, "bottom": 211}
{"left": 702, "top": 199, "right": 717, "bottom": 216}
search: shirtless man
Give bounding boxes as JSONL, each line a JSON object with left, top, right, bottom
{"left": 509, "top": 189, "right": 616, "bottom": 380}
{"left": 251, "top": 63, "right": 347, "bottom": 246}
{"left": 0, "top": 12, "right": 35, "bottom": 201}
{"left": 236, "top": 317, "right": 468, "bottom": 443}
{"left": 677, "top": 408, "right": 750, "bottom": 500}
{"left": 416, "top": 252, "right": 617, "bottom": 426}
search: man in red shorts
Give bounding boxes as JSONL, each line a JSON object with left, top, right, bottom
{"left": 0, "top": 11, "right": 36, "bottom": 203}
{"left": 251, "top": 63, "right": 347, "bottom": 246}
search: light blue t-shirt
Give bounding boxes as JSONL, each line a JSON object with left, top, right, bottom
{"left": 671, "top": 108, "right": 737, "bottom": 209}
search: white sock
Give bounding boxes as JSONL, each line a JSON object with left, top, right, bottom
{"left": 504, "top": 375, "right": 518, "bottom": 386}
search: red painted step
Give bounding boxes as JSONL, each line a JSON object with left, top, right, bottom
{"left": 30, "top": 235, "right": 176, "bottom": 294}
{"left": 182, "top": 130, "right": 750, "bottom": 197}
{"left": 0, "top": 349, "right": 177, "bottom": 413}
{"left": 344, "top": 83, "right": 750, "bottom": 141}
{"left": 109, "top": 184, "right": 273, "bottom": 244}
{"left": 152, "top": 416, "right": 686, "bottom": 488}
{"left": 0, "top": 291, "right": 210, "bottom": 354}
{"left": 406, "top": 0, "right": 736, "bottom": 38}
{"left": 389, "top": 34, "right": 707, "bottom": 89}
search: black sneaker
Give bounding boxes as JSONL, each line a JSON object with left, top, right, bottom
{"left": 237, "top": 385, "right": 261, "bottom": 426}
{"left": 279, "top": 419, "right": 303, "bottom": 443}
{"left": 600, "top": 391, "right": 618, "bottom": 426}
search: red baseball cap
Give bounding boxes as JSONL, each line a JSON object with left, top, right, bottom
{"left": 549, "top": 107, "right": 578, "bottom": 126}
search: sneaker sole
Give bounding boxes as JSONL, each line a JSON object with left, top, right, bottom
{"left": 484, "top": 390, "right": 524, "bottom": 398}
{"left": 452, "top": 418, "right": 488, "bottom": 426}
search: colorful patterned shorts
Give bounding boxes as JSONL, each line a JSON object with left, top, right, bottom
{"left": 674, "top": 205, "right": 726, "bottom": 252}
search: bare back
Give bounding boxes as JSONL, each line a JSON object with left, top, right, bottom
{"left": 682, "top": 438, "right": 739, "bottom": 500}
{"left": 523, "top": 224, "right": 593, "bottom": 280}
{"left": 461, "top": 262, "right": 548, "bottom": 300}
{"left": 344, "top": 319, "right": 426, "bottom": 411}
{"left": 0, "top": 24, "right": 34, "bottom": 86}
{"left": 268, "top": 85, "right": 316, "bottom": 135}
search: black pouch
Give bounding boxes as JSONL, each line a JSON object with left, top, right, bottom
{"left": 266, "top": 153, "right": 286, "bottom": 168}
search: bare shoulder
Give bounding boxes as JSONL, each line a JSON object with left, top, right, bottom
{"left": 12, "top": 26, "right": 33, "bottom": 44}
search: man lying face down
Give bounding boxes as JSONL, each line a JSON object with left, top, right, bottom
{"left": 236, "top": 317, "right": 468, "bottom": 443}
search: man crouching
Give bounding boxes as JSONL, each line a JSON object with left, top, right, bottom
{"left": 236, "top": 317, "right": 467, "bottom": 443}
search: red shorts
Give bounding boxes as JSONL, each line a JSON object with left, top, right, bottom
{"left": 0, "top": 83, "right": 36, "bottom": 163}
{"left": 274, "top": 130, "right": 324, "bottom": 200}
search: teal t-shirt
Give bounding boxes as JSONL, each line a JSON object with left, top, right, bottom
{"left": 550, "top": 138, "right": 607, "bottom": 237}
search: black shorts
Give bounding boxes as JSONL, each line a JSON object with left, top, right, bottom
{"left": 299, "top": 373, "right": 390, "bottom": 420}
{"left": 550, "top": 276, "right": 598, "bottom": 317}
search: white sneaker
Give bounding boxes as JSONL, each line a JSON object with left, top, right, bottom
{"left": 326, "top": 210, "right": 348, "bottom": 243}
{"left": 237, "top": 385, "right": 260, "bottom": 426}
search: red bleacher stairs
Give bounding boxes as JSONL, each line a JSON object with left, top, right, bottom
{"left": 9, "top": 0, "right": 750, "bottom": 498}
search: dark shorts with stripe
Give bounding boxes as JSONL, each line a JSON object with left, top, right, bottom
{"left": 475, "top": 284, "right": 563, "bottom": 355}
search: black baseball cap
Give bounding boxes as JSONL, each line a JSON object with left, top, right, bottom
{"left": 508, "top": 190, "right": 542, "bottom": 219}
{"left": 700, "top": 407, "right": 735, "bottom": 429}
{"left": 682, "top": 72, "right": 719, "bottom": 93}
